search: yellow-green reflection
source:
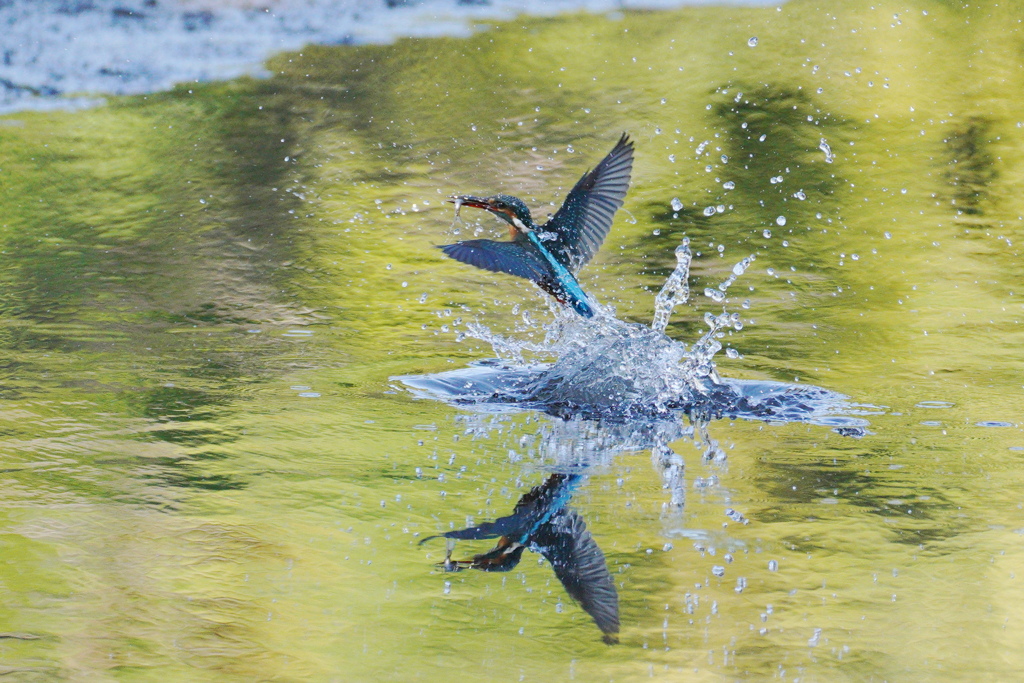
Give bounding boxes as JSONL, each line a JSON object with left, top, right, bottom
{"left": 0, "top": 0, "right": 1022, "bottom": 680}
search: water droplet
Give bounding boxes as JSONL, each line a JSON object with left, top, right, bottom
{"left": 748, "top": 36, "right": 758, "bottom": 47}
{"left": 712, "top": 565, "right": 725, "bottom": 577}
{"left": 776, "top": 216, "right": 787, "bottom": 226}
{"left": 671, "top": 197, "right": 684, "bottom": 212}
{"left": 668, "top": 154, "right": 676, "bottom": 163}
{"left": 443, "top": 581, "right": 451, "bottom": 595}
{"left": 819, "top": 138, "right": 835, "bottom": 163}
{"left": 418, "top": 293, "right": 428, "bottom": 304}
{"left": 704, "top": 288, "right": 725, "bottom": 302}
{"left": 884, "top": 231, "right": 892, "bottom": 239}
{"left": 723, "top": 181, "right": 735, "bottom": 190}
{"left": 470, "top": 124, "right": 477, "bottom": 131}
{"left": 794, "top": 190, "right": 806, "bottom": 200}
{"left": 735, "top": 577, "right": 747, "bottom": 593}
{"left": 763, "top": 229, "right": 772, "bottom": 239}
{"left": 652, "top": 228, "right": 661, "bottom": 236}
{"left": 726, "top": 348, "right": 740, "bottom": 359}
{"left": 720, "top": 154, "right": 729, "bottom": 163}
{"left": 851, "top": 253, "right": 860, "bottom": 260}
{"left": 768, "top": 559, "right": 779, "bottom": 571}
{"left": 703, "top": 206, "right": 716, "bottom": 217}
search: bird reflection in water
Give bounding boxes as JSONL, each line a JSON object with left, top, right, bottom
{"left": 420, "top": 473, "right": 620, "bottom": 644}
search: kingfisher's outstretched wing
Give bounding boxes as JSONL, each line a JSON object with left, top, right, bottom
{"left": 420, "top": 473, "right": 616, "bottom": 640}
{"left": 532, "top": 507, "right": 620, "bottom": 642}
{"left": 419, "top": 474, "right": 579, "bottom": 546}
{"left": 544, "top": 133, "right": 634, "bottom": 272}
{"left": 438, "top": 239, "right": 548, "bottom": 282}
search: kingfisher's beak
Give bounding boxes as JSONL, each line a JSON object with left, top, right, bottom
{"left": 448, "top": 195, "right": 491, "bottom": 211}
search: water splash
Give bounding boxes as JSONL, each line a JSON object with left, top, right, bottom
{"left": 652, "top": 238, "right": 692, "bottom": 334}
{"left": 485, "top": 238, "right": 754, "bottom": 416}
{"left": 399, "top": 236, "right": 877, "bottom": 426}
{"left": 819, "top": 138, "right": 835, "bottom": 163}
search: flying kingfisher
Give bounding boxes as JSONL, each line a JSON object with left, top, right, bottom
{"left": 441, "top": 134, "right": 634, "bottom": 318}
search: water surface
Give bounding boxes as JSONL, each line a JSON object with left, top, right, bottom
{"left": 1, "top": 1, "right": 1023, "bottom": 680}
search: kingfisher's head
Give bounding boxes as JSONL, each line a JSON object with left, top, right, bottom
{"left": 450, "top": 194, "right": 535, "bottom": 234}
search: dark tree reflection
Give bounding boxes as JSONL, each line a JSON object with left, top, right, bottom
{"left": 943, "top": 116, "right": 997, "bottom": 218}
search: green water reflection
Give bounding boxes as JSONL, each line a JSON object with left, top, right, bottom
{"left": 1, "top": 1, "right": 1023, "bottom": 679}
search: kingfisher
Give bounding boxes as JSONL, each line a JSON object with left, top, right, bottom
{"left": 441, "top": 134, "right": 634, "bottom": 318}
{"left": 420, "top": 473, "right": 619, "bottom": 643}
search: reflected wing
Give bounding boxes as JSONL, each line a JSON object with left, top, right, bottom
{"left": 422, "top": 474, "right": 579, "bottom": 545}
{"left": 438, "top": 239, "right": 547, "bottom": 282}
{"left": 532, "top": 508, "right": 619, "bottom": 641}
{"left": 544, "top": 134, "right": 634, "bottom": 272}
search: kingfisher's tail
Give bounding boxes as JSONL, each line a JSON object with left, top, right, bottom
{"left": 568, "top": 292, "right": 595, "bottom": 318}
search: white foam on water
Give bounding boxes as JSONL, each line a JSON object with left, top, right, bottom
{"left": 0, "top": 0, "right": 779, "bottom": 114}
